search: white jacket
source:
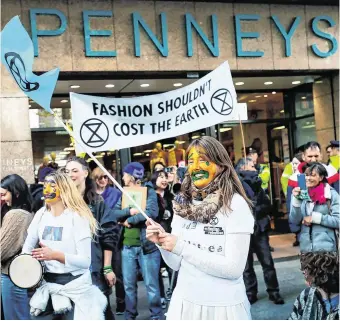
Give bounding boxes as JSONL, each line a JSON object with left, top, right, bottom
{"left": 30, "top": 271, "right": 107, "bottom": 320}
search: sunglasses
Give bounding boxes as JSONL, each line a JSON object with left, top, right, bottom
{"left": 98, "top": 175, "right": 108, "bottom": 180}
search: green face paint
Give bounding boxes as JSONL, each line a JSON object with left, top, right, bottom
{"left": 191, "top": 170, "right": 209, "bottom": 182}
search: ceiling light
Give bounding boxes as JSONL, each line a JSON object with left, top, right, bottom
{"left": 144, "top": 150, "right": 153, "bottom": 153}
{"left": 60, "top": 99, "right": 68, "bottom": 103}
{"left": 95, "top": 155, "right": 103, "bottom": 158}
{"left": 140, "top": 84, "right": 150, "bottom": 88}
{"left": 272, "top": 91, "right": 276, "bottom": 94}
{"left": 235, "top": 82, "right": 244, "bottom": 86}
{"left": 177, "top": 141, "right": 186, "bottom": 144}
{"left": 264, "top": 81, "right": 273, "bottom": 85}
{"left": 105, "top": 84, "right": 115, "bottom": 88}
{"left": 133, "top": 153, "right": 143, "bottom": 156}
{"left": 264, "top": 95, "right": 268, "bottom": 97}
{"left": 292, "top": 81, "right": 301, "bottom": 85}
{"left": 70, "top": 85, "right": 80, "bottom": 89}
{"left": 249, "top": 100, "right": 257, "bottom": 103}
{"left": 173, "top": 83, "right": 183, "bottom": 87}
{"left": 192, "top": 135, "right": 200, "bottom": 139}
{"left": 255, "top": 95, "right": 261, "bottom": 98}
{"left": 220, "top": 127, "right": 232, "bottom": 133}
{"left": 273, "top": 126, "right": 285, "bottom": 130}
{"left": 163, "top": 144, "right": 175, "bottom": 148}
{"left": 280, "top": 110, "right": 285, "bottom": 113}
{"left": 315, "top": 80, "right": 323, "bottom": 84}
{"left": 145, "top": 154, "right": 150, "bottom": 156}
{"left": 64, "top": 147, "right": 75, "bottom": 151}
{"left": 301, "top": 96, "right": 306, "bottom": 100}
{"left": 302, "top": 124, "right": 316, "bottom": 129}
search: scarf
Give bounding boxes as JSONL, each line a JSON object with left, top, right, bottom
{"left": 173, "top": 174, "right": 222, "bottom": 223}
{"left": 308, "top": 183, "right": 327, "bottom": 204}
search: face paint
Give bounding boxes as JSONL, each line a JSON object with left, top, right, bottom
{"left": 43, "top": 178, "right": 60, "bottom": 203}
{"left": 187, "top": 147, "right": 217, "bottom": 189}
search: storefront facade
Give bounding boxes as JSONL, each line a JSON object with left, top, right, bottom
{"left": 1, "top": 0, "right": 339, "bottom": 228}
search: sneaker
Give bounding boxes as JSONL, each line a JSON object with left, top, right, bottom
{"left": 162, "top": 270, "right": 169, "bottom": 278}
{"left": 116, "top": 311, "right": 124, "bottom": 316}
{"left": 269, "top": 293, "right": 285, "bottom": 305}
{"left": 247, "top": 294, "right": 258, "bottom": 305}
{"left": 161, "top": 298, "right": 167, "bottom": 309}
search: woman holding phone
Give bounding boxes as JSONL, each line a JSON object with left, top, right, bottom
{"left": 290, "top": 162, "right": 339, "bottom": 253}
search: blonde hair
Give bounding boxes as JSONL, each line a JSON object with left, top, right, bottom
{"left": 45, "top": 171, "right": 98, "bottom": 236}
{"left": 91, "top": 167, "right": 105, "bottom": 180}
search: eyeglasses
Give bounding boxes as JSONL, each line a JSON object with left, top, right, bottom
{"left": 98, "top": 175, "right": 108, "bottom": 181}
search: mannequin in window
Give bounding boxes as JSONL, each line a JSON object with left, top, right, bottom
{"left": 150, "top": 142, "right": 167, "bottom": 171}
{"left": 168, "top": 141, "right": 186, "bottom": 167}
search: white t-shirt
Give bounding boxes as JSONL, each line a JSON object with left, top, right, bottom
{"left": 160, "top": 193, "right": 254, "bottom": 306}
{"left": 22, "top": 207, "right": 92, "bottom": 276}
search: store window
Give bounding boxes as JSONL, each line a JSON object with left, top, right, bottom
{"left": 294, "top": 116, "right": 317, "bottom": 148}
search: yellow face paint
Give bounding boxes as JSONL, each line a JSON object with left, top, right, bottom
{"left": 43, "top": 179, "right": 60, "bottom": 204}
{"left": 187, "top": 147, "right": 217, "bottom": 189}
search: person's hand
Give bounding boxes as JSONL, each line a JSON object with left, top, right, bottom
{"left": 158, "top": 232, "right": 178, "bottom": 252}
{"left": 104, "top": 271, "right": 116, "bottom": 287}
{"left": 146, "top": 219, "right": 165, "bottom": 244}
{"left": 292, "top": 187, "right": 301, "bottom": 197}
{"left": 119, "top": 220, "right": 131, "bottom": 228}
{"left": 129, "top": 208, "right": 139, "bottom": 216}
{"left": 31, "top": 242, "right": 55, "bottom": 261}
{"left": 302, "top": 216, "right": 312, "bottom": 226}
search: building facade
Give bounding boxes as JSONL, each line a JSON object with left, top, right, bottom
{"left": 1, "top": 0, "right": 339, "bottom": 227}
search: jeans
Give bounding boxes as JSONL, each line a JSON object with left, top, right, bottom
{"left": 1, "top": 273, "right": 30, "bottom": 320}
{"left": 112, "top": 249, "right": 125, "bottom": 312}
{"left": 243, "top": 232, "right": 280, "bottom": 296}
{"left": 122, "top": 246, "right": 163, "bottom": 320}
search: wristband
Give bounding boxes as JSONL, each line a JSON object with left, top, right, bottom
{"left": 103, "top": 265, "right": 112, "bottom": 270}
{"left": 104, "top": 269, "right": 113, "bottom": 275}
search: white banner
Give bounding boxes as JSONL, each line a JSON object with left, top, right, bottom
{"left": 70, "top": 61, "right": 247, "bottom": 152}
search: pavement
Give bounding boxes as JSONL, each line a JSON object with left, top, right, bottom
{"left": 112, "top": 235, "right": 304, "bottom": 320}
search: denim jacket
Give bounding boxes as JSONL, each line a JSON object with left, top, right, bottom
{"left": 114, "top": 182, "right": 159, "bottom": 255}
{"left": 289, "top": 184, "right": 339, "bottom": 253}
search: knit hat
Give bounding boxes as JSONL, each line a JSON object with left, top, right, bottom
{"left": 123, "top": 162, "right": 144, "bottom": 180}
{"left": 38, "top": 167, "right": 55, "bottom": 183}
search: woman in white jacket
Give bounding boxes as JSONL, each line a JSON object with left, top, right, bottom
{"left": 146, "top": 136, "right": 255, "bottom": 320}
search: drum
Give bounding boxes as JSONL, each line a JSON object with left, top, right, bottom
{"left": 8, "top": 254, "right": 44, "bottom": 289}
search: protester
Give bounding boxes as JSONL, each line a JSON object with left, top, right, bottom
{"left": 237, "top": 158, "right": 284, "bottom": 305}
{"left": 65, "top": 157, "right": 120, "bottom": 319}
{"left": 281, "top": 152, "right": 303, "bottom": 247}
{"left": 288, "top": 252, "right": 339, "bottom": 320}
{"left": 328, "top": 140, "right": 340, "bottom": 192}
{"left": 146, "top": 136, "right": 254, "bottom": 320}
{"left": 1, "top": 174, "right": 34, "bottom": 320}
{"left": 22, "top": 171, "right": 107, "bottom": 319}
{"left": 290, "top": 162, "right": 339, "bottom": 253}
{"left": 92, "top": 166, "right": 126, "bottom": 315}
{"left": 326, "top": 144, "right": 333, "bottom": 165}
{"left": 114, "top": 162, "right": 163, "bottom": 320}
{"left": 151, "top": 169, "right": 176, "bottom": 308}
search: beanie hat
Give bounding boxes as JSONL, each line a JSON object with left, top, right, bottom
{"left": 38, "top": 167, "right": 55, "bottom": 183}
{"left": 123, "top": 162, "right": 144, "bottom": 180}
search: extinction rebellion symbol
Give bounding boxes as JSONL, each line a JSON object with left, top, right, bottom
{"left": 210, "top": 88, "right": 234, "bottom": 116}
{"left": 80, "top": 118, "right": 109, "bottom": 148}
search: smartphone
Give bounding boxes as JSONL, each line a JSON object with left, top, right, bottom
{"left": 297, "top": 174, "right": 307, "bottom": 190}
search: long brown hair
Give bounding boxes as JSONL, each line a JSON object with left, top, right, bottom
{"left": 181, "top": 136, "right": 252, "bottom": 211}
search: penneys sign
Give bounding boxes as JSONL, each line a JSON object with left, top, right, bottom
{"left": 29, "top": 8, "right": 338, "bottom": 59}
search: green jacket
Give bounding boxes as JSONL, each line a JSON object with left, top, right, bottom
{"left": 259, "top": 163, "right": 270, "bottom": 190}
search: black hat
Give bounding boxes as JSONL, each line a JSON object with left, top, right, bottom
{"left": 245, "top": 147, "right": 258, "bottom": 155}
{"left": 330, "top": 140, "right": 340, "bottom": 148}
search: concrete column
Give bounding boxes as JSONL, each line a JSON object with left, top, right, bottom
{"left": 313, "top": 75, "right": 338, "bottom": 151}
{"left": 0, "top": 69, "right": 34, "bottom": 183}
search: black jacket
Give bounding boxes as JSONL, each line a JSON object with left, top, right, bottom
{"left": 156, "top": 189, "right": 174, "bottom": 233}
{"left": 29, "top": 184, "right": 44, "bottom": 214}
{"left": 88, "top": 200, "right": 119, "bottom": 273}
{"left": 239, "top": 170, "right": 271, "bottom": 232}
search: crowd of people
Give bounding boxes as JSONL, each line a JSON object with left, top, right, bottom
{"left": 0, "top": 137, "right": 339, "bottom": 320}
